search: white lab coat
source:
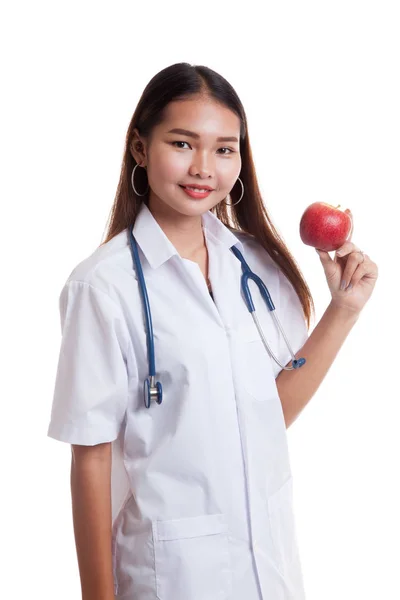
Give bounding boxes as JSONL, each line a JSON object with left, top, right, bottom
{"left": 48, "top": 202, "right": 309, "bottom": 600}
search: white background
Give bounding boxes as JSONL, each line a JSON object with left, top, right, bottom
{"left": 1, "top": 1, "right": 398, "bottom": 598}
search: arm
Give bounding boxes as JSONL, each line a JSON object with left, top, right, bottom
{"left": 70, "top": 442, "right": 115, "bottom": 600}
{"left": 276, "top": 301, "right": 360, "bottom": 429}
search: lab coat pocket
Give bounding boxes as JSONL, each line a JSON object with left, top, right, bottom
{"left": 267, "top": 476, "right": 301, "bottom": 578}
{"left": 152, "top": 513, "right": 232, "bottom": 600}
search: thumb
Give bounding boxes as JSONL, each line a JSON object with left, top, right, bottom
{"left": 315, "top": 248, "right": 338, "bottom": 285}
{"left": 315, "top": 248, "right": 333, "bottom": 263}
{"left": 315, "top": 247, "right": 338, "bottom": 268}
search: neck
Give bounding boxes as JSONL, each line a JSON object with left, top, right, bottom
{"left": 147, "top": 197, "right": 206, "bottom": 259}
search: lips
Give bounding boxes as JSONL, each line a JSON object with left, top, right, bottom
{"left": 179, "top": 185, "right": 214, "bottom": 191}
{"left": 179, "top": 185, "right": 213, "bottom": 199}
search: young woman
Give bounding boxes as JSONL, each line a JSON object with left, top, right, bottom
{"left": 47, "top": 63, "right": 378, "bottom": 600}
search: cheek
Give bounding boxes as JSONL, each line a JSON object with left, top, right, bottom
{"left": 218, "top": 157, "right": 242, "bottom": 188}
{"left": 149, "top": 147, "right": 187, "bottom": 183}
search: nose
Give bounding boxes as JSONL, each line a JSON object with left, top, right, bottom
{"left": 188, "top": 152, "right": 214, "bottom": 179}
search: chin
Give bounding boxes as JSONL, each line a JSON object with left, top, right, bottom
{"left": 164, "top": 197, "right": 216, "bottom": 216}
{"left": 172, "top": 202, "right": 211, "bottom": 216}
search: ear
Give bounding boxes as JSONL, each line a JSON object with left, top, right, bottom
{"left": 130, "top": 128, "right": 148, "bottom": 167}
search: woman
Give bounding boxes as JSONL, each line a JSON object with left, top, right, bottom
{"left": 47, "top": 62, "right": 378, "bottom": 600}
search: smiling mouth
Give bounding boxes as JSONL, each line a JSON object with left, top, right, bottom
{"left": 179, "top": 185, "right": 214, "bottom": 192}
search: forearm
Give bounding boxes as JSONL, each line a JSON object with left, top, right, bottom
{"left": 276, "top": 301, "right": 360, "bottom": 428}
{"left": 70, "top": 444, "right": 115, "bottom": 600}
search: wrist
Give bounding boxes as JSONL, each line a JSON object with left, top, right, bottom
{"left": 327, "top": 300, "right": 361, "bottom": 323}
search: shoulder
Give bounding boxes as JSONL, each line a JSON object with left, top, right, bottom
{"left": 61, "top": 229, "right": 133, "bottom": 307}
{"left": 55, "top": 231, "right": 136, "bottom": 365}
{"left": 59, "top": 229, "right": 134, "bottom": 314}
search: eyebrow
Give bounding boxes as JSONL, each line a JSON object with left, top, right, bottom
{"left": 166, "top": 128, "right": 239, "bottom": 143}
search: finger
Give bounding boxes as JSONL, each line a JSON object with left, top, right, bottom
{"left": 346, "top": 255, "right": 379, "bottom": 289}
{"left": 345, "top": 208, "right": 354, "bottom": 242}
{"left": 315, "top": 248, "right": 334, "bottom": 264}
{"left": 340, "top": 251, "right": 365, "bottom": 290}
{"left": 345, "top": 262, "right": 367, "bottom": 290}
{"left": 335, "top": 240, "right": 360, "bottom": 259}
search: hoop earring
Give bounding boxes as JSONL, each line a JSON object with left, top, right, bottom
{"left": 131, "top": 164, "right": 149, "bottom": 196}
{"left": 223, "top": 177, "right": 244, "bottom": 206}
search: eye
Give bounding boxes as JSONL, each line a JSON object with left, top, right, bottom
{"left": 217, "top": 147, "right": 234, "bottom": 155}
{"left": 171, "top": 141, "right": 191, "bottom": 149}
{"left": 171, "top": 141, "right": 234, "bottom": 155}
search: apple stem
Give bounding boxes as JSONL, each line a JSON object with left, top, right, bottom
{"left": 336, "top": 204, "right": 341, "bottom": 209}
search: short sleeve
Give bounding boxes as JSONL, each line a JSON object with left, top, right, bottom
{"left": 273, "top": 268, "right": 310, "bottom": 378}
{"left": 47, "top": 280, "right": 132, "bottom": 445}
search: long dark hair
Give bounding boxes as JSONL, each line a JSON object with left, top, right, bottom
{"left": 101, "top": 62, "right": 315, "bottom": 328}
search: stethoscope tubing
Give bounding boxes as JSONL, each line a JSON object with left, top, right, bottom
{"left": 129, "top": 228, "right": 306, "bottom": 407}
{"left": 230, "top": 245, "right": 275, "bottom": 312}
{"left": 129, "top": 228, "right": 156, "bottom": 377}
{"left": 230, "top": 245, "right": 304, "bottom": 371}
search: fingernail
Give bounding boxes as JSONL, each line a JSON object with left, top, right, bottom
{"left": 340, "top": 280, "right": 347, "bottom": 290}
{"left": 337, "top": 250, "right": 343, "bottom": 256}
{"left": 346, "top": 283, "right": 353, "bottom": 292}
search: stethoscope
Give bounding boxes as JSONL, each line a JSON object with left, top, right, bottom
{"left": 128, "top": 228, "right": 306, "bottom": 408}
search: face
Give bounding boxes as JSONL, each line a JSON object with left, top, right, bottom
{"left": 131, "top": 96, "right": 242, "bottom": 219}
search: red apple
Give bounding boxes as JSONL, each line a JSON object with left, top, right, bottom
{"left": 299, "top": 202, "right": 353, "bottom": 252}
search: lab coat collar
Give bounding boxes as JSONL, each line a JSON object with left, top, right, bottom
{"left": 132, "top": 201, "right": 245, "bottom": 270}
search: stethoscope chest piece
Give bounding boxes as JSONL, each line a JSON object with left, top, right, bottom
{"left": 144, "top": 377, "right": 163, "bottom": 408}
